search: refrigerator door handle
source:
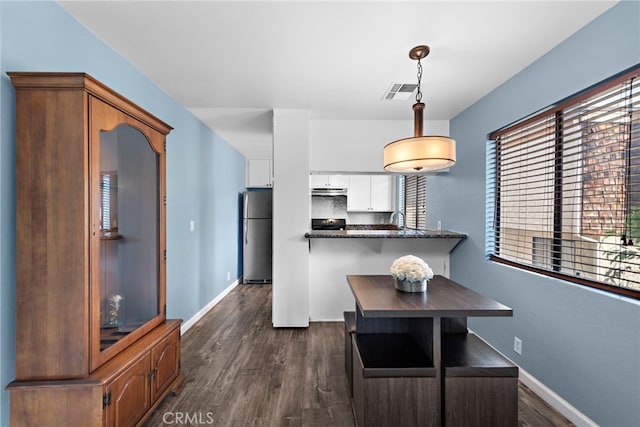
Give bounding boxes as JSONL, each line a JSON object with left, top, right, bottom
{"left": 243, "top": 192, "right": 249, "bottom": 218}
{"left": 244, "top": 219, "right": 249, "bottom": 244}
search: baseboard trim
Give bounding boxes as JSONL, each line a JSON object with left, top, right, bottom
{"left": 180, "top": 279, "right": 240, "bottom": 335}
{"left": 518, "top": 368, "right": 597, "bottom": 427}
{"left": 272, "top": 322, "right": 309, "bottom": 328}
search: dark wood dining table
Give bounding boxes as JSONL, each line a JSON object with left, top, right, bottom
{"left": 347, "top": 274, "right": 514, "bottom": 426}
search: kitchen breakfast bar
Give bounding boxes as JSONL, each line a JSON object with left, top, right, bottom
{"left": 345, "top": 275, "right": 518, "bottom": 427}
{"left": 304, "top": 227, "right": 466, "bottom": 320}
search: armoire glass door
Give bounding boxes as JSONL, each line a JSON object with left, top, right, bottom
{"left": 99, "top": 124, "right": 160, "bottom": 351}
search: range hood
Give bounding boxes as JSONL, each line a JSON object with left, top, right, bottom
{"left": 311, "top": 187, "right": 348, "bottom": 196}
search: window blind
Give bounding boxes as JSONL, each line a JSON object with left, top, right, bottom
{"left": 404, "top": 175, "right": 426, "bottom": 229}
{"left": 100, "top": 173, "right": 111, "bottom": 231}
{"left": 398, "top": 175, "right": 406, "bottom": 226}
{"left": 488, "top": 65, "right": 640, "bottom": 299}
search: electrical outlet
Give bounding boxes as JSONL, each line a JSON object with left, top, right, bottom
{"left": 227, "top": 271, "right": 231, "bottom": 281}
{"left": 437, "top": 220, "right": 442, "bottom": 232}
{"left": 189, "top": 220, "right": 195, "bottom": 232}
{"left": 514, "top": 337, "right": 522, "bottom": 355}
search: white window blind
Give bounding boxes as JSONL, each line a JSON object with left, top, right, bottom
{"left": 488, "top": 65, "right": 640, "bottom": 299}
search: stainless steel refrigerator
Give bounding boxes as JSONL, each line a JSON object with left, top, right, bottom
{"left": 243, "top": 190, "right": 272, "bottom": 283}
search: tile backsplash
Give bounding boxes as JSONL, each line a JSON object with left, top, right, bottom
{"left": 311, "top": 195, "right": 391, "bottom": 224}
{"left": 312, "top": 195, "right": 347, "bottom": 218}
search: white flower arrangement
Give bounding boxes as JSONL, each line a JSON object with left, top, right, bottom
{"left": 390, "top": 255, "right": 434, "bottom": 282}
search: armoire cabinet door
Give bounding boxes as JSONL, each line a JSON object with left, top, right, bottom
{"left": 105, "top": 353, "right": 151, "bottom": 427}
{"left": 151, "top": 328, "right": 181, "bottom": 402}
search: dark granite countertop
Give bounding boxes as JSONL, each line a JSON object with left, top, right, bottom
{"left": 304, "top": 228, "right": 467, "bottom": 239}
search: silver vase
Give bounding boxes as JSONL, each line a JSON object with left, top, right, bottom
{"left": 394, "top": 277, "right": 427, "bottom": 293}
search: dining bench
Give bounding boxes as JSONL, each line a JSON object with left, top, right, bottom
{"left": 442, "top": 332, "right": 519, "bottom": 427}
{"left": 351, "top": 332, "right": 439, "bottom": 426}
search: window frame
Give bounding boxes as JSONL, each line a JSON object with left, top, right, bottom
{"left": 487, "top": 64, "right": 640, "bottom": 300}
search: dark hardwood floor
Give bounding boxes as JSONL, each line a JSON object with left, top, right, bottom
{"left": 145, "top": 285, "right": 573, "bottom": 427}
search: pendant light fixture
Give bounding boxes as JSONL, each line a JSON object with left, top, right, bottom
{"left": 383, "top": 45, "right": 456, "bottom": 173}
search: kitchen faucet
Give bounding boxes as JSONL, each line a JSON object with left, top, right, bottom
{"left": 389, "top": 210, "right": 405, "bottom": 227}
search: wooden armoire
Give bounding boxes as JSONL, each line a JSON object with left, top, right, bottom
{"left": 7, "top": 72, "right": 184, "bottom": 427}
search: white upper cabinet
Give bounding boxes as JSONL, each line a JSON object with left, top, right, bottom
{"left": 369, "top": 175, "right": 394, "bottom": 211}
{"left": 309, "top": 175, "right": 349, "bottom": 188}
{"left": 247, "top": 159, "right": 273, "bottom": 187}
{"left": 310, "top": 174, "right": 349, "bottom": 188}
{"left": 347, "top": 175, "right": 370, "bottom": 210}
{"left": 347, "top": 175, "right": 395, "bottom": 212}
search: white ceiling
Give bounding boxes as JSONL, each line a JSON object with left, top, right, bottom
{"left": 58, "top": 0, "right": 617, "bottom": 158}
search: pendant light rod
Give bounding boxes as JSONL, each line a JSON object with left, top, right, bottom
{"left": 413, "top": 102, "right": 425, "bottom": 137}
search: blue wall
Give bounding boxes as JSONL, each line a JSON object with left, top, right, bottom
{"left": 0, "top": 1, "right": 246, "bottom": 424}
{"left": 429, "top": 2, "right": 640, "bottom": 425}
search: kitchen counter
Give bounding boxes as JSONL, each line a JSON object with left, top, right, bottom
{"left": 305, "top": 228, "right": 466, "bottom": 239}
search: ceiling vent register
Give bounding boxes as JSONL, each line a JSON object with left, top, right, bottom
{"left": 382, "top": 83, "right": 418, "bottom": 101}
